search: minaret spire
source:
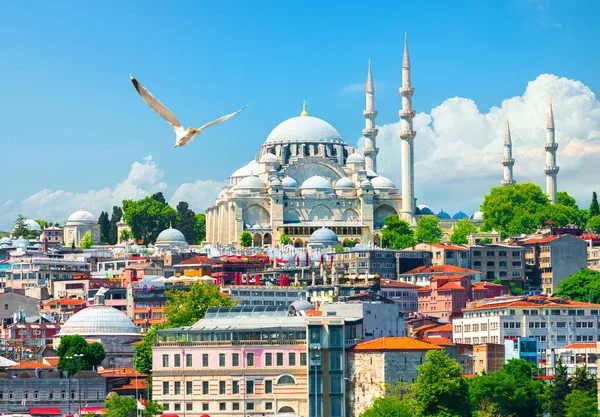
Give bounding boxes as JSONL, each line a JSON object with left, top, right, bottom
{"left": 501, "top": 117, "right": 516, "bottom": 186}
{"left": 400, "top": 33, "right": 416, "bottom": 225}
{"left": 544, "top": 97, "right": 559, "bottom": 203}
{"left": 363, "top": 60, "right": 379, "bottom": 172}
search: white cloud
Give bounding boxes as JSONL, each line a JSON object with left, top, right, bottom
{"left": 360, "top": 74, "right": 600, "bottom": 215}
{"left": 170, "top": 180, "right": 226, "bottom": 212}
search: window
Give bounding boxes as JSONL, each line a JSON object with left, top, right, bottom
{"left": 219, "top": 381, "right": 226, "bottom": 394}
{"left": 202, "top": 381, "right": 209, "bottom": 395}
{"left": 486, "top": 251, "right": 494, "bottom": 257}
{"left": 219, "top": 403, "right": 226, "bottom": 411}
{"left": 247, "top": 403, "right": 255, "bottom": 410}
{"left": 512, "top": 251, "right": 520, "bottom": 257}
{"left": 277, "top": 375, "right": 296, "bottom": 385}
{"left": 163, "top": 404, "right": 169, "bottom": 410}
{"left": 266, "top": 402, "right": 273, "bottom": 410}
{"left": 49, "top": 392, "right": 53, "bottom": 400}
{"left": 265, "top": 353, "right": 272, "bottom": 366}
{"left": 219, "top": 353, "right": 225, "bottom": 367}
{"left": 289, "top": 352, "right": 296, "bottom": 366}
{"left": 300, "top": 352, "right": 307, "bottom": 366}
{"left": 174, "top": 381, "right": 181, "bottom": 395}
{"left": 185, "top": 354, "right": 192, "bottom": 367}
{"left": 202, "top": 353, "right": 209, "bottom": 367}
{"left": 186, "top": 403, "right": 193, "bottom": 411}
{"left": 265, "top": 379, "right": 273, "bottom": 394}
{"left": 186, "top": 381, "right": 193, "bottom": 395}
{"left": 61, "top": 391, "right": 66, "bottom": 400}
{"left": 309, "top": 326, "right": 322, "bottom": 343}
{"left": 202, "top": 403, "right": 209, "bottom": 411}
{"left": 174, "top": 354, "right": 181, "bottom": 367}
{"left": 474, "top": 261, "right": 481, "bottom": 267}
{"left": 246, "top": 380, "right": 254, "bottom": 394}
{"left": 163, "top": 382, "right": 169, "bottom": 395}
{"left": 277, "top": 352, "right": 284, "bottom": 366}
{"left": 247, "top": 352, "right": 254, "bottom": 366}
{"left": 232, "top": 353, "right": 239, "bottom": 366}
{"left": 557, "top": 322, "right": 566, "bottom": 328}
{"left": 233, "top": 403, "right": 240, "bottom": 411}
{"left": 232, "top": 380, "right": 239, "bottom": 394}
{"left": 162, "top": 355, "right": 169, "bottom": 367}
{"left": 174, "top": 404, "right": 181, "bottom": 411}
{"left": 71, "top": 391, "right": 76, "bottom": 400}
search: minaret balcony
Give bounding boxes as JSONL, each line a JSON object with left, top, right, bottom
{"left": 502, "top": 158, "right": 515, "bottom": 166}
{"left": 501, "top": 179, "right": 516, "bottom": 186}
{"left": 400, "top": 86, "right": 414, "bottom": 96}
{"left": 399, "top": 110, "right": 415, "bottom": 119}
{"left": 363, "top": 110, "right": 378, "bottom": 119}
{"left": 363, "top": 147, "right": 379, "bottom": 156}
{"left": 544, "top": 143, "right": 558, "bottom": 151}
{"left": 362, "top": 128, "right": 379, "bottom": 137}
{"left": 544, "top": 166, "right": 560, "bottom": 175}
{"left": 399, "top": 130, "right": 416, "bottom": 140}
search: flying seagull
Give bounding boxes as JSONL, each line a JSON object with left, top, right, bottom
{"left": 130, "top": 74, "right": 249, "bottom": 148}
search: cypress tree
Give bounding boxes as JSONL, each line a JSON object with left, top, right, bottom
{"left": 590, "top": 192, "right": 600, "bottom": 218}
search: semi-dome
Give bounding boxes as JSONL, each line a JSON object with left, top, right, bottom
{"left": 290, "top": 299, "right": 313, "bottom": 311}
{"left": 265, "top": 116, "right": 345, "bottom": 145}
{"left": 230, "top": 161, "right": 260, "bottom": 178}
{"left": 334, "top": 177, "right": 355, "bottom": 190}
{"left": 156, "top": 226, "right": 186, "bottom": 243}
{"left": 371, "top": 176, "right": 397, "bottom": 190}
{"left": 346, "top": 153, "right": 365, "bottom": 164}
{"left": 309, "top": 227, "right": 339, "bottom": 246}
{"left": 260, "top": 153, "right": 279, "bottom": 163}
{"left": 234, "top": 175, "right": 266, "bottom": 190}
{"left": 438, "top": 210, "right": 451, "bottom": 219}
{"left": 453, "top": 211, "right": 469, "bottom": 220}
{"left": 67, "top": 209, "right": 97, "bottom": 224}
{"left": 417, "top": 204, "right": 433, "bottom": 215}
{"left": 59, "top": 305, "right": 138, "bottom": 336}
{"left": 282, "top": 176, "right": 298, "bottom": 188}
{"left": 301, "top": 176, "right": 332, "bottom": 190}
{"left": 471, "top": 211, "right": 483, "bottom": 221}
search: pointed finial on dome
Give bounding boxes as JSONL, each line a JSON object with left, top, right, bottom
{"left": 366, "top": 59, "right": 374, "bottom": 93}
{"left": 547, "top": 97, "right": 555, "bottom": 129}
{"left": 402, "top": 32, "right": 410, "bottom": 68}
{"left": 301, "top": 100, "right": 308, "bottom": 117}
{"left": 169, "top": 221, "right": 172, "bottom": 229}
{"left": 504, "top": 116, "right": 512, "bottom": 146}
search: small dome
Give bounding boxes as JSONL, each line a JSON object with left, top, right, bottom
{"left": 17, "top": 371, "right": 33, "bottom": 379}
{"left": 334, "top": 177, "right": 355, "bottom": 190}
{"left": 230, "top": 161, "right": 260, "bottom": 178}
{"left": 265, "top": 116, "right": 345, "bottom": 145}
{"left": 0, "top": 237, "right": 12, "bottom": 245}
{"left": 156, "top": 226, "right": 186, "bottom": 243}
{"left": 417, "top": 204, "right": 433, "bottom": 215}
{"left": 59, "top": 305, "right": 138, "bottom": 336}
{"left": 44, "top": 370, "right": 61, "bottom": 379}
{"left": 346, "top": 153, "right": 365, "bottom": 164}
{"left": 309, "top": 227, "right": 339, "bottom": 245}
{"left": 360, "top": 178, "right": 372, "bottom": 188}
{"left": 270, "top": 178, "right": 282, "bottom": 187}
{"left": 290, "top": 299, "right": 313, "bottom": 311}
{"left": 471, "top": 211, "right": 483, "bottom": 221}
{"left": 438, "top": 211, "right": 451, "bottom": 219}
{"left": 234, "top": 175, "right": 266, "bottom": 190}
{"left": 282, "top": 176, "right": 298, "bottom": 188}
{"left": 300, "top": 176, "right": 333, "bottom": 190}
{"left": 260, "top": 153, "right": 279, "bottom": 163}
{"left": 252, "top": 224, "right": 262, "bottom": 231}
{"left": 67, "top": 209, "right": 97, "bottom": 224}
{"left": 453, "top": 211, "right": 469, "bottom": 220}
{"left": 13, "top": 236, "right": 29, "bottom": 249}
{"left": 371, "top": 176, "right": 397, "bottom": 190}
{"left": 0, "top": 372, "right": 9, "bottom": 379}
{"left": 24, "top": 219, "right": 41, "bottom": 231}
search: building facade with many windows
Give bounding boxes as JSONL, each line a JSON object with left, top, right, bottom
{"left": 468, "top": 244, "right": 525, "bottom": 283}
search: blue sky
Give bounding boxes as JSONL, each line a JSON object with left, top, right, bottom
{"left": 1, "top": 0, "right": 600, "bottom": 228}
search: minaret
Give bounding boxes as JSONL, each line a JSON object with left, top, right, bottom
{"left": 399, "top": 34, "right": 416, "bottom": 224}
{"left": 363, "top": 60, "right": 379, "bottom": 172}
{"left": 544, "top": 98, "right": 559, "bottom": 203}
{"left": 501, "top": 117, "right": 516, "bottom": 186}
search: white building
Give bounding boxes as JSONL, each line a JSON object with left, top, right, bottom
{"left": 453, "top": 295, "right": 600, "bottom": 368}
{"left": 63, "top": 209, "right": 100, "bottom": 247}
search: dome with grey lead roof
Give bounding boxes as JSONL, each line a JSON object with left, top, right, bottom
{"left": 309, "top": 227, "right": 339, "bottom": 245}
{"left": 260, "top": 153, "right": 279, "bottom": 163}
{"left": 265, "top": 116, "right": 345, "bottom": 145}
{"left": 156, "top": 226, "right": 186, "bottom": 243}
{"left": 371, "top": 176, "right": 397, "bottom": 190}
{"left": 230, "top": 161, "right": 260, "bottom": 178}
{"left": 282, "top": 176, "right": 298, "bottom": 188}
{"left": 59, "top": 304, "right": 138, "bottom": 336}
{"left": 301, "top": 176, "right": 333, "bottom": 190}
{"left": 290, "top": 299, "right": 313, "bottom": 311}
{"left": 67, "top": 209, "right": 97, "bottom": 224}
{"left": 234, "top": 175, "right": 266, "bottom": 190}
{"left": 334, "top": 177, "right": 355, "bottom": 190}
{"left": 346, "top": 153, "right": 365, "bottom": 164}
{"left": 471, "top": 211, "right": 483, "bottom": 221}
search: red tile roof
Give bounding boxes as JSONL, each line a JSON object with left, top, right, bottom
{"left": 415, "top": 287, "right": 431, "bottom": 293}
{"left": 43, "top": 357, "right": 59, "bottom": 366}
{"left": 522, "top": 235, "right": 560, "bottom": 245}
{"left": 42, "top": 298, "right": 86, "bottom": 307}
{"left": 413, "top": 323, "right": 439, "bottom": 332}
{"left": 425, "top": 243, "right": 468, "bottom": 251}
{"left": 9, "top": 361, "right": 55, "bottom": 369}
{"left": 380, "top": 280, "right": 422, "bottom": 289}
{"left": 175, "top": 256, "right": 221, "bottom": 266}
{"left": 438, "top": 282, "right": 466, "bottom": 291}
{"left": 472, "top": 282, "right": 506, "bottom": 288}
{"left": 403, "top": 265, "right": 479, "bottom": 275}
{"left": 424, "top": 323, "right": 453, "bottom": 333}
{"left": 351, "top": 337, "right": 443, "bottom": 352}
{"left": 465, "top": 296, "right": 600, "bottom": 311}
{"left": 560, "top": 342, "right": 597, "bottom": 349}
{"left": 422, "top": 337, "right": 454, "bottom": 346}
{"left": 98, "top": 367, "right": 146, "bottom": 377}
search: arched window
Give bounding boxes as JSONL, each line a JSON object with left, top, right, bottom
{"left": 279, "top": 406, "right": 296, "bottom": 413}
{"left": 277, "top": 375, "right": 296, "bottom": 385}
{"left": 61, "top": 391, "right": 66, "bottom": 400}
{"left": 8, "top": 391, "right": 14, "bottom": 400}
{"left": 70, "top": 390, "right": 76, "bottom": 399}
{"left": 24, "top": 392, "right": 29, "bottom": 399}
{"left": 49, "top": 392, "right": 54, "bottom": 400}
{"left": 34, "top": 391, "right": 39, "bottom": 400}
{"left": 0, "top": 391, "right": 3, "bottom": 400}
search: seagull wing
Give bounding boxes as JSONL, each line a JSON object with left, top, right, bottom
{"left": 195, "top": 103, "right": 250, "bottom": 132}
{"left": 130, "top": 75, "right": 183, "bottom": 132}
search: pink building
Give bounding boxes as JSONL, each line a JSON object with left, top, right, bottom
{"left": 380, "top": 279, "right": 420, "bottom": 313}
{"left": 416, "top": 275, "right": 472, "bottom": 320}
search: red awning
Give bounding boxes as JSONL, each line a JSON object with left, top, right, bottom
{"left": 30, "top": 408, "right": 63, "bottom": 415}
{"left": 161, "top": 414, "right": 180, "bottom": 417}
{"left": 80, "top": 407, "right": 104, "bottom": 413}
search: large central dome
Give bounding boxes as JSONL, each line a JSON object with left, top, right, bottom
{"left": 59, "top": 305, "right": 138, "bottom": 336}
{"left": 265, "top": 115, "right": 345, "bottom": 145}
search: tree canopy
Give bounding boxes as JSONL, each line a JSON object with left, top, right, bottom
{"left": 80, "top": 231, "right": 94, "bottom": 249}
{"left": 556, "top": 191, "right": 578, "bottom": 209}
{"left": 590, "top": 192, "right": 600, "bottom": 218}
{"left": 56, "top": 335, "right": 105, "bottom": 375}
{"left": 239, "top": 231, "right": 253, "bottom": 247}
{"left": 176, "top": 201, "right": 197, "bottom": 244}
{"left": 587, "top": 216, "right": 600, "bottom": 233}
{"left": 98, "top": 211, "right": 110, "bottom": 243}
{"left": 122, "top": 193, "right": 178, "bottom": 244}
{"left": 103, "top": 395, "right": 163, "bottom": 417}
{"left": 381, "top": 214, "right": 416, "bottom": 249}
{"left": 564, "top": 390, "right": 598, "bottom": 417}
{"left": 194, "top": 213, "right": 206, "bottom": 244}
{"left": 450, "top": 218, "right": 479, "bottom": 244}
{"left": 279, "top": 233, "right": 290, "bottom": 245}
{"left": 555, "top": 269, "right": 600, "bottom": 303}
{"left": 108, "top": 206, "right": 123, "bottom": 245}
{"left": 416, "top": 216, "right": 443, "bottom": 243}
{"left": 133, "top": 327, "right": 157, "bottom": 375}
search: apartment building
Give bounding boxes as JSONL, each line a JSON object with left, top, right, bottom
{"left": 334, "top": 249, "right": 431, "bottom": 280}
{"left": 552, "top": 342, "right": 599, "bottom": 376}
{"left": 453, "top": 296, "right": 600, "bottom": 368}
{"left": 414, "top": 243, "right": 469, "bottom": 268}
{"left": 416, "top": 275, "right": 472, "bottom": 320}
{"left": 3, "top": 257, "right": 90, "bottom": 290}
{"left": 468, "top": 244, "right": 525, "bottom": 284}
{"left": 579, "top": 233, "right": 600, "bottom": 272}
{"left": 522, "top": 234, "right": 587, "bottom": 294}
{"left": 397, "top": 265, "right": 481, "bottom": 286}
{"left": 379, "top": 280, "right": 420, "bottom": 313}
{"left": 473, "top": 343, "right": 505, "bottom": 374}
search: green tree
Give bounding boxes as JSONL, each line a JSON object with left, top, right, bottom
{"left": 194, "top": 213, "right": 206, "bottom": 243}
{"left": 98, "top": 211, "right": 111, "bottom": 243}
{"left": 546, "top": 359, "right": 570, "bottom": 417}
{"left": 343, "top": 240, "right": 356, "bottom": 248}
{"left": 411, "top": 349, "right": 470, "bottom": 417}
{"left": 450, "top": 218, "right": 479, "bottom": 244}
{"left": 509, "top": 282, "right": 525, "bottom": 295}
{"left": 381, "top": 214, "right": 416, "bottom": 249}
{"left": 564, "top": 390, "right": 598, "bottom": 417}
{"left": 120, "top": 229, "right": 132, "bottom": 243}
{"left": 416, "top": 216, "right": 443, "bottom": 243}
{"left": 590, "top": 192, "right": 600, "bottom": 218}
{"left": 571, "top": 366, "right": 597, "bottom": 396}
{"left": 537, "top": 204, "right": 586, "bottom": 228}
{"left": 481, "top": 183, "right": 549, "bottom": 237}
{"left": 57, "top": 335, "right": 106, "bottom": 375}
{"left": 239, "top": 231, "right": 253, "bottom": 247}
{"left": 133, "top": 327, "right": 157, "bottom": 375}
{"left": 176, "top": 201, "right": 197, "bottom": 244}
{"left": 557, "top": 191, "right": 578, "bottom": 209}
{"left": 587, "top": 216, "right": 600, "bottom": 233}
{"left": 279, "top": 233, "right": 290, "bottom": 245}
{"left": 80, "top": 231, "right": 94, "bottom": 249}
{"left": 35, "top": 220, "right": 50, "bottom": 230}
{"left": 103, "top": 394, "right": 163, "bottom": 417}
{"left": 555, "top": 269, "right": 600, "bottom": 303}
{"left": 360, "top": 396, "right": 415, "bottom": 417}
{"left": 12, "top": 214, "right": 30, "bottom": 238}
{"left": 122, "top": 193, "right": 178, "bottom": 244}
{"left": 108, "top": 206, "right": 123, "bottom": 245}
